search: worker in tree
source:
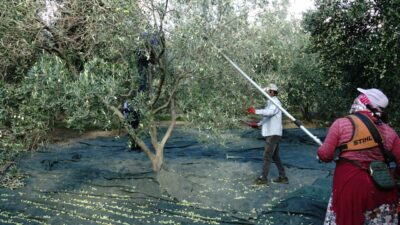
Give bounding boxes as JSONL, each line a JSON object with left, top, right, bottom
{"left": 122, "top": 101, "right": 140, "bottom": 151}
{"left": 123, "top": 31, "right": 160, "bottom": 150}
{"left": 135, "top": 31, "right": 159, "bottom": 92}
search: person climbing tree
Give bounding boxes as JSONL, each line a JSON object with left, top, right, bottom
{"left": 135, "top": 31, "right": 159, "bottom": 92}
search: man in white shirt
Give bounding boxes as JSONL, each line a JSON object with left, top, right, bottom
{"left": 247, "top": 83, "right": 288, "bottom": 185}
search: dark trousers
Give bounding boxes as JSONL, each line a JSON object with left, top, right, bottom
{"left": 261, "top": 135, "right": 286, "bottom": 180}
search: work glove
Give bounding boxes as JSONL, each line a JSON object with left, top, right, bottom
{"left": 247, "top": 107, "right": 256, "bottom": 114}
{"left": 248, "top": 122, "right": 259, "bottom": 128}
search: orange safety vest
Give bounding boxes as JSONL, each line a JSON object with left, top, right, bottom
{"left": 338, "top": 115, "right": 380, "bottom": 152}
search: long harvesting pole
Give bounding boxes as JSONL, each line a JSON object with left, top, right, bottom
{"left": 210, "top": 42, "right": 323, "bottom": 146}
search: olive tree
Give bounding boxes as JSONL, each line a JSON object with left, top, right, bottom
{"left": 0, "top": 0, "right": 145, "bottom": 154}
{"left": 1, "top": 0, "right": 322, "bottom": 173}
{"left": 303, "top": 0, "right": 400, "bottom": 124}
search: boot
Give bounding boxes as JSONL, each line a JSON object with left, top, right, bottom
{"left": 273, "top": 176, "right": 289, "bottom": 184}
{"left": 253, "top": 176, "right": 269, "bottom": 186}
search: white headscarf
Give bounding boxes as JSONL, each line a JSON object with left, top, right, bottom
{"left": 350, "top": 88, "right": 389, "bottom": 115}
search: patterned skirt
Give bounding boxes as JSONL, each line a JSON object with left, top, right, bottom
{"left": 323, "top": 160, "right": 398, "bottom": 225}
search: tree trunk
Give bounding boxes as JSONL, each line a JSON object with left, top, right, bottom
{"left": 151, "top": 149, "right": 164, "bottom": 171}
{"left": 101, "top": 97, "right": 177, "bottom": 173}
{"left": 300, "top": 103, "right": 312, "bottom": 122}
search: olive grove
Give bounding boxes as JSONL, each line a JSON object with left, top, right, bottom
{"left": 2, "top": 0, "right": 373, "bottom": 174}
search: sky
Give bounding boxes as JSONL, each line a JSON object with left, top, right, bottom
{"left": 288, "top": 0, "right": 315, "bottom": 18}
{"left": 40, "top": 0, "right": 317, "bottom": 27}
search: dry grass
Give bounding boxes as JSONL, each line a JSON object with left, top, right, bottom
{"left": 283, "top": 118, "right": 321, "bottom": 129}
{"left": 49, "top": 128, "right": 122, "bottom": 145}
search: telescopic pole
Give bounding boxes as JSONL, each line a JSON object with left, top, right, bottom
{"left": 210, "top": 42, "right": 322, "bottom": 146}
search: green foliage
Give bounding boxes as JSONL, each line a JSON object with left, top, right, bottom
{"left": 1, "top": 55, "right": 75, "bottom": 153}
{"left": 0, "top": 1, "right": 41, "bottom": 82}
{"left": 0, "top": 165, "right": 25, "bottom": 190}
{"left": 0, "top": 0, "right": 146, "bottom": 153}
{"left": 170, "top": 0, "right": 324, "bottom": 133}
{"left": 0, "top": 53, "right": 139, "bottom": 152}
{"left": 303, "top": 0, "right": 400, "bottom": 125}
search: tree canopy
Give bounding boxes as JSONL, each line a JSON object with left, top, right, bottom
{"left": 303, "top": 0, "right": 400, "bottom": 125}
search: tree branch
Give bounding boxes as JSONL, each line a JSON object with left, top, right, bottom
{"left": 152, "top": 76, "right": 182, "bottom": 114}
{"left": 98, "top": 96, "right": 155, "bottom": 161}
{"left": 159, "top": 97, "right": 176, "bottom": 150}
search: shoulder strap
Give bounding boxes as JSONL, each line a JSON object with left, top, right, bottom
{"left": 354, "top": 113, "right": 395, "bottom": 164}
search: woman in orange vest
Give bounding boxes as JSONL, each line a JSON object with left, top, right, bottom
{"left": 317, "top": 88, "right": 400, "bottom": 225}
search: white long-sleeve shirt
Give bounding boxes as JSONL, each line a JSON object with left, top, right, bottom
{"left": 255, "top": 96, "right": 282, "bottom": 137}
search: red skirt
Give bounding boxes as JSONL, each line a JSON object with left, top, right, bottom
{"left": 324, "top": 160, "right": 398, "bottom": 225}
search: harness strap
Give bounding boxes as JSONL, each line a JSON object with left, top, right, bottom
{"left": 354, "top": 113, "right": 395, "bottom": 164}
{"left": 338, "top": 114, "right": 378, "bottom": 152}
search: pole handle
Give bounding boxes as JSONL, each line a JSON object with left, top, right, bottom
{"left": 210, "top": 41, "right": 323, "bottom": 146}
